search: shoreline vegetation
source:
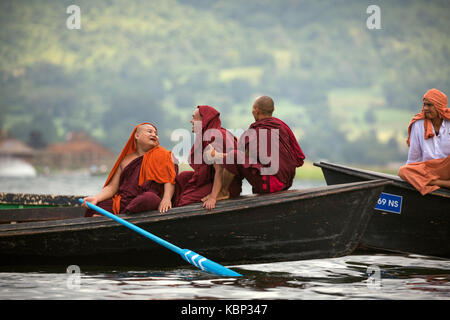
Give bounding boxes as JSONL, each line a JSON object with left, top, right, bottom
{"left": 3, "top": 1, "right": 448, "bottom": 168}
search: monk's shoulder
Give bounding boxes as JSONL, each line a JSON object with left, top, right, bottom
{"left": 153, "top": 146, "right": 177, "bottom": 165}
{"left": 154, "top": 145, "right": 172, "bottom": 158}
{"left": 253, "top": 117, "right": 287, "bottom": 132}
{"left": 120, "top": 153, "right": 139, "bottom": 170}
{"left": 272, "top": 117, "right": 295, "bottom": 133}
{"left": 156, "top": 145, "right": 170, "bottom": 154}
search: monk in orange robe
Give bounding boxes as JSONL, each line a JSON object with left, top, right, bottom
{"left": 398, "top": 88, "right": 450, "bottom": 195}
{"left": 82, "top": 123, "right": 177, "bottom": 216}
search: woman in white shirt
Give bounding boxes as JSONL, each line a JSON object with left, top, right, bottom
{"left": 398, "top": 88, "right": 450, "bottom": 195}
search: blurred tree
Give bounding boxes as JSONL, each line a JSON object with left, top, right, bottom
{"left": 28, "top": 130, "right": 47, "bottom": 149}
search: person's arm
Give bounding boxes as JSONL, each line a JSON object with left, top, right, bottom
{"left": 407, "top": 122, "right": 423, "bottom": 164}
{"left": 202, "top": 163, "right": 223, "bottom": 210}
{"left": 429, "top": 179, "right": 450, "bottom": 189}
{"left": 159, "top": 182, "right": 175, "bottom": 213}
{"left": 82, "top": 166, "right": 121, "bottom": 207}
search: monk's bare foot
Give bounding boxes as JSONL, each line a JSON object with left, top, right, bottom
{"left": 216, "top": 189, "right": 230, "bottom": 201}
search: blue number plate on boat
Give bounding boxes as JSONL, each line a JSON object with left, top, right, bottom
{"left": 374, "top": 192, "right": 402, "bottom": 214}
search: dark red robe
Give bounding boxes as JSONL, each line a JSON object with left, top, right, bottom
{"left": 84, "top": 156, "right": 173, "bottom": 217}
{"left": 224, "top": 117, "right": 305, "bottom": 194}
{"left": 175, "top": 105, "right": 242, "bottom": 207}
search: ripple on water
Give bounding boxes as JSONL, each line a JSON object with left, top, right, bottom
{"left": 2, "top": 254, "right": 448, "bottom": 300}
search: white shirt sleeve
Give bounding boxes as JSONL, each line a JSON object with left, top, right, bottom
{"left": 406, "top": 122, "right": 423, "bottom": 164}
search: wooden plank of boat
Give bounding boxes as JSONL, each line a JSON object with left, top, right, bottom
{"left": 0, "top": 180, "right": 390, "bottom": 270}
{"left": 0, "top": 207, "right": 85, "bottom": 224}
{"left": 314, "top": 161, "right": 450, "bottom": 259}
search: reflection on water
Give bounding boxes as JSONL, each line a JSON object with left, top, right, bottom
{"left": 0, "top": 254, "right": 448, "bottom": 300}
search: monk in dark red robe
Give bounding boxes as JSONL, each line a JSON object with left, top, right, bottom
{"left": 174, "top": 105, "right": 242, "bottom": 210}
{"left": 211, "top": 96, "right": 305, "bottom": 197}
{"left": 82, "top": 123, "right": 177, "bottom": 216}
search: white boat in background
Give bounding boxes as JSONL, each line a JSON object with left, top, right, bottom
{"left": 0, "top": 157, "right": 37, "bottom": 177}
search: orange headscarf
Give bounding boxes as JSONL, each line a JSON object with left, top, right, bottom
{"left": 104, "top": 123, "right": 176, "bottom": 214}
{"left": 406, "top": 88, "right": 450, "bottom": 146}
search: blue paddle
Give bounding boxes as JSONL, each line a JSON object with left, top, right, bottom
{"left": 79, "top": 199, "right": 242, "bottom": 277}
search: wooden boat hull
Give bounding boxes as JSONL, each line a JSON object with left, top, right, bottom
{"left": 314, "top": 161, "right": 450, "bottom": 258}
{"left": 0, "top": 180, "right": 389, "bottom": 270}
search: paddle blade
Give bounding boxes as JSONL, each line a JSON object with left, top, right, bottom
{"left": 181, "top": 249, "right": 242, "bottom": 277}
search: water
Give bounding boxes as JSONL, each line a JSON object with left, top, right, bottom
{"left": 0, "top": 173, "right": 106, "bottom": 196}
{"left": 0, "top": 254, "right": 448, "bottom": 300}
{"left": 0, "top": 174, "right": 323, "bottom": 196}
{"left": 0, "top": 175, "right": 449, "bottom": 300}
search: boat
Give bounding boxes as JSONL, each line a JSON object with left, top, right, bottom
{"left": 0, "top": 180, "right": 390, "bottom": 270}
{"left": 0, "top": 158, "right": 37, "bottom": 177}
{"left": 314, "top": 161, "right": 450, "bottom": 259}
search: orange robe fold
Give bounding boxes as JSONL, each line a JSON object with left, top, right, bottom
{"left": 398, "top": 156, "right": 450, "bottom": 195}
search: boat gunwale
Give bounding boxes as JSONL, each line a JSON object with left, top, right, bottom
{"left": 314, "top": 161, "right": 450, "bottom": 198}
{"left": 0, "top": 179, "right": 390, "bottom": 236}
{"left": 0, "top": 192, "right": 84, "bottom": 206}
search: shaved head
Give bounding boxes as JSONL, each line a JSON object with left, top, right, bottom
{"left": 134, "top": 123, "right": 158, "bottom": 152}
{"left": 136, "top": 123, "right": 157, "bottom": 134}
{"left": 253, "top": 96, "right": 274, "bottom": 116}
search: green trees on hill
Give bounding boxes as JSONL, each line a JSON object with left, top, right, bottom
{"left": 1, "top": 0, "right": 449, "bottom": 165}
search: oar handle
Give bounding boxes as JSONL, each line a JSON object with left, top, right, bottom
{"left": 79, "top": 199, "right": 182, "bottom": 254}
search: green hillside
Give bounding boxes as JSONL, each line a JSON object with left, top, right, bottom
{"left": 1, "top": 0, "right": 449, "bottom": 166}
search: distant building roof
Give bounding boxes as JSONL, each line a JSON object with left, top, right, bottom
{"left": 45, "top": 131, "right": 114, "bottom": 157}
{"left": 0, "top": 137, "right": 36, "bottom": 157}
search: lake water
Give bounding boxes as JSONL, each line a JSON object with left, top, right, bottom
{"left": 0, "top": 175, "right": 449, "bottom": 301}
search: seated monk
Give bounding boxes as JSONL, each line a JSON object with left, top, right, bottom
{"left": 174, "top": 105, "right": 242, "bottom": 210}
{"left": 209, "top": 96, "right": 305, "bottom": 198}
{"left": 398, "top": 88, "right": 450, "bottom": 195}
{"left": 82, "top": 123, "right": 177, "bottom": 216}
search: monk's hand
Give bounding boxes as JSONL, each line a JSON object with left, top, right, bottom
{"left": 204, "top": 144, "right": 216, "bottom": 163}
{"left": 158, "top": 198, "right": 172, "bottom": 213}
{"left": 82, "top": 196, "right": 98, "bottom": 208}
{"left": 202, "top": 195, "right": 217, "bottom": 211}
